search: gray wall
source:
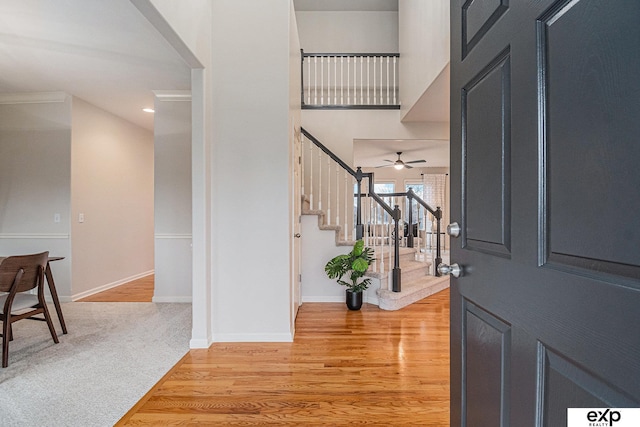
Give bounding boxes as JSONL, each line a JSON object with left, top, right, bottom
{"left": 153, "top": 92, "right": 192, "bottom": 302}
{"left": 0, "top": 93, "right": 73, "bottom": 296}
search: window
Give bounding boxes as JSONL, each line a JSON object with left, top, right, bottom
{"left": 374, "top": 182, "right": 395, "bottom": 223}
{"left": 405, "top": 182, "right": 425, "bottom": 230}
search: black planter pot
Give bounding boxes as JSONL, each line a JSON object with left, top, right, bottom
{"left": 346, "top": 290, "right": 363, "bottom": 310}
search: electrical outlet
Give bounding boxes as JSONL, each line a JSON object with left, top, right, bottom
{"left": 78, "top": 213, "right": 85, "bottom": 223}
{"left": 54, "top": 213, "right": 61, "bottom": 223}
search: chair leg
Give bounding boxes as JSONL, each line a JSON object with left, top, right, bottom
{"left": 2, "top": 315, "right": 10, "bottom": 368}
{"left": 41, "top": 304, "right": 59, "bottom": 344}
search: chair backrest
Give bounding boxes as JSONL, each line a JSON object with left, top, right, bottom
{"left": 0, "top": 252, "right": 49, "bottom": 293}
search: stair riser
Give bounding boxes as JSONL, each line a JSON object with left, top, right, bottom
{"left": 377, "top": 276, "right": 450, "bottom": 311}
{"left": 401, "top": 267, "right": 429, "bottom": 283}
{"left": 374, "top": 251, "right": 417, "bottom": 264}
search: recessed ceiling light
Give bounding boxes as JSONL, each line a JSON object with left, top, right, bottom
{"left": 142, "top": 108, "right": 155, "bottom": 113}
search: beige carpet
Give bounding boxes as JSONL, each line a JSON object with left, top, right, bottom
{"left": 0, "top": 302, "right": 191, "bottom": 427}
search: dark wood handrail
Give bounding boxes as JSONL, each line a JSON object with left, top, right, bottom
{"left": 303, "top": 52, "right": 400, "bottom": 58}
{"left": 300, "top": 128, "right": 357, "bottom": 178}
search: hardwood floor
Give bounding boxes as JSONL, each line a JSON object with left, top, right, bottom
{"left": 117, "top": 288, "right": 450, "bottom": 426}
{"left": 77, "top": 274, "right": 154, "bottom": 302}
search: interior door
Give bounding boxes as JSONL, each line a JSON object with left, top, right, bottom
{"left": 292, "top": 124, "right": 302, "bottom": 322}
{"left": 449, "top": 1, "right": 640, "bottom": 425}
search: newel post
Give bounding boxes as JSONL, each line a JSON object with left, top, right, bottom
{"left": 406, "top": 188, "right": 414, "bottom": 248}
{"left": 392, "top": 204, "right": 402, "bottom": 292}
{"left": 355, "top": 167, "right": 364, "bottom": 240}
{"left": 435, "top": 206, "right": 443, "bottom": 276}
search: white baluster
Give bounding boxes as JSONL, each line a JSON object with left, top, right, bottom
{"left": 367, "top": 56, "right": 370, "bottom": 105}
{"left": 339, "top": 56, "right": 342, "bottom": 105}
{"left": 318, "top": 149, "right": 322, "bottom": 211}
{"left": 344, "top": 172, "right": 349, "bottom": 238}
{"left": 309, "top": 142, "right": 314, "bottom": 209}
{"left": 386, "top": 56, "right": 390, "bottom": 105}
{"left": 373, "top": 56, "right": 377, "bottom": 105}
{"left": 360, "top": 56, "right": 364, "bottom": 105}
{"left": 326, "top": 157, "right": 331, "bottom": 225}
{"left": 348, "top": 56, "right": 352, "bottom": 105}
{"left": 336, "top": 167, "right": 340, "bottom": 226}
{"left": 380, "top": 56, "right": 384, "bottom": 104}
{"left": 333, "top": 56, "right": 338, "bottom": 105}
{"left": 314, "top": 56, "right": 317, "bottom": 105}
{"left": 393, "top": 56, "right": 397, "bottom": 105}
{"left": 307, "top": 57, "right": 311, "bottom": 105}
{"left": 423, "top": 207, "right": 429, "bottom": 266}
{"left": 320, "top": 56, "right": 324, "bottom": 105}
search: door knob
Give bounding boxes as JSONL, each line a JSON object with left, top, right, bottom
{"left": 294, "top": 233, "right": 301, "bottom": 238}
{"left": 437, "top": 263, "right": 462, "bottom": 278}
{"left": 447, "top": 222, "right": 461, "bottom": 237}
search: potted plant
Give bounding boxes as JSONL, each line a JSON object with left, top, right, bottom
{"left": 324, "top": 240, "right": 374, "bottom": 310}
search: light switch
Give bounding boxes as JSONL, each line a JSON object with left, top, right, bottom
{"left": 79, "top": 213, "right": 85, "bottom": 223}
{"left": 54, "top": 213, "right": 61, "bottom": 223}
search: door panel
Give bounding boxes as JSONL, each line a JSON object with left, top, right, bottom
{"left": 451, "top": 0, "right": 640, "bottom": 426}
{"left": 540, "top": 0, "right": 640, "bottom": 278}
{"left": 463, "top": 49, "right": 511, "bottom": 257}
{"left": 464, "top": 302, "right": 511, "bottom": 427}
{"left": 462, "top": 0, "right": 509, "bottom": 58}
{"left": 540, "top": 346, "right": 638, "bottom": 426}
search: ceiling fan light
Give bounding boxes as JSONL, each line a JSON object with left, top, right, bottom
{"left": 394, "top": 163, "right": 404, "bottom": 170}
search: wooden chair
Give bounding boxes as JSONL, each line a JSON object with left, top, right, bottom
{"left": 0, "top": 252, "right": 59, "bottom": 367}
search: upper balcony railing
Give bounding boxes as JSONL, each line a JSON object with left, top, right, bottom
{"left": 301, "top": 51, "right": 400, "bottom": 109}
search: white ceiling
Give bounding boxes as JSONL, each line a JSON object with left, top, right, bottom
{"left": 1, "top": 0, "right": 448, "bottom": 168}
{"left": 353, "top": 138, "right": 449, "bottom": 169}
{"left": 0, "top": 0, "right": 191, "bottom": 130}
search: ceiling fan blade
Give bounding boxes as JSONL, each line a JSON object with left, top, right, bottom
{"left": 405, "top": 159, "right": 427, "bottom": 164}
{"left": 383, "top": 159, "right": 394, "bottom": 163}
{"left": 405, "top": 164, "right": 413, "bottom": 169}
{"left": 375, "top": 164, "right": 392, "bottom": 168}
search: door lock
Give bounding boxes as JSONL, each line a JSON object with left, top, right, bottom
{"left": 447, "top": 222, "right": 461, "bottom": 238}
{"left": 437, "top": 263, "right": 462, "bottom": 278}
{"left": 294, "top": 233, "right": 301, "bottom": 238}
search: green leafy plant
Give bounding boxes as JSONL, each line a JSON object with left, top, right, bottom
{"left": 324, "top": 240, "right": 374, "bottom": 292}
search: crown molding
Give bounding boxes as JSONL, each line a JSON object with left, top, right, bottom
{"left": 153, "top": 90, "right": 192, "bottom": 101}
{"left": 0, "top": 92, "right": 68, "bottom": 105}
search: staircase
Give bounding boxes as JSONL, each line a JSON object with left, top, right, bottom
{"left": 302, "top": 202, "right": 449, "bottom": 310}
{"left": 300, "top": 132, "right": 450, "bottom": 311}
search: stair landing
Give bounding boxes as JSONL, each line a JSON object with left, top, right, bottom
{"left": 377, "top": 275, "right": 450, "bottom": 311}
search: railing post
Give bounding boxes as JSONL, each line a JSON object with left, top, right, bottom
{"left": 355, "top": 167, "right": 364, "bottom": 240}
{"left": 435, "top": 207, "right": 443, "bottom": 276}
{"left": 407, "top": 189, "right": 414, "bottom": 248}
{"left": 392, "top": 204, "right": 402, "bottom": 292}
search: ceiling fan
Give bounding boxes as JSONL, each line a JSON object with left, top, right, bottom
{"left": 376, "top": 152, "right": 426, "bottom": 170}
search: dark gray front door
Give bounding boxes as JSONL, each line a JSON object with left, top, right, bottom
{"left": 450, "top": 1, "right": 640, "bottom": 425}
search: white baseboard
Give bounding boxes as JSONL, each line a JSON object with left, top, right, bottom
{"left": 189, "top": 338, "right": 212, "bottom": 349}
{"left": 71, "top": 270, "right": 154, "bottom": 301}
{"left": 301, "top": 296, "right": 344, "bottom": 303}
{"left": 212, "top": 332, "right": 294, "bottom": 343}
{"left": 152, "top": 296, "right": 192, "bottom": 303}
{"left": 301, "top": 295, "right": 380, "bottom": 306}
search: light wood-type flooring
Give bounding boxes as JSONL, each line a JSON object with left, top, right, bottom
{"left": 117, "top": 288, "right": 451, "bottom": 426}
{"left": 77, "top": 274, "right": 154, "bottom": 302}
